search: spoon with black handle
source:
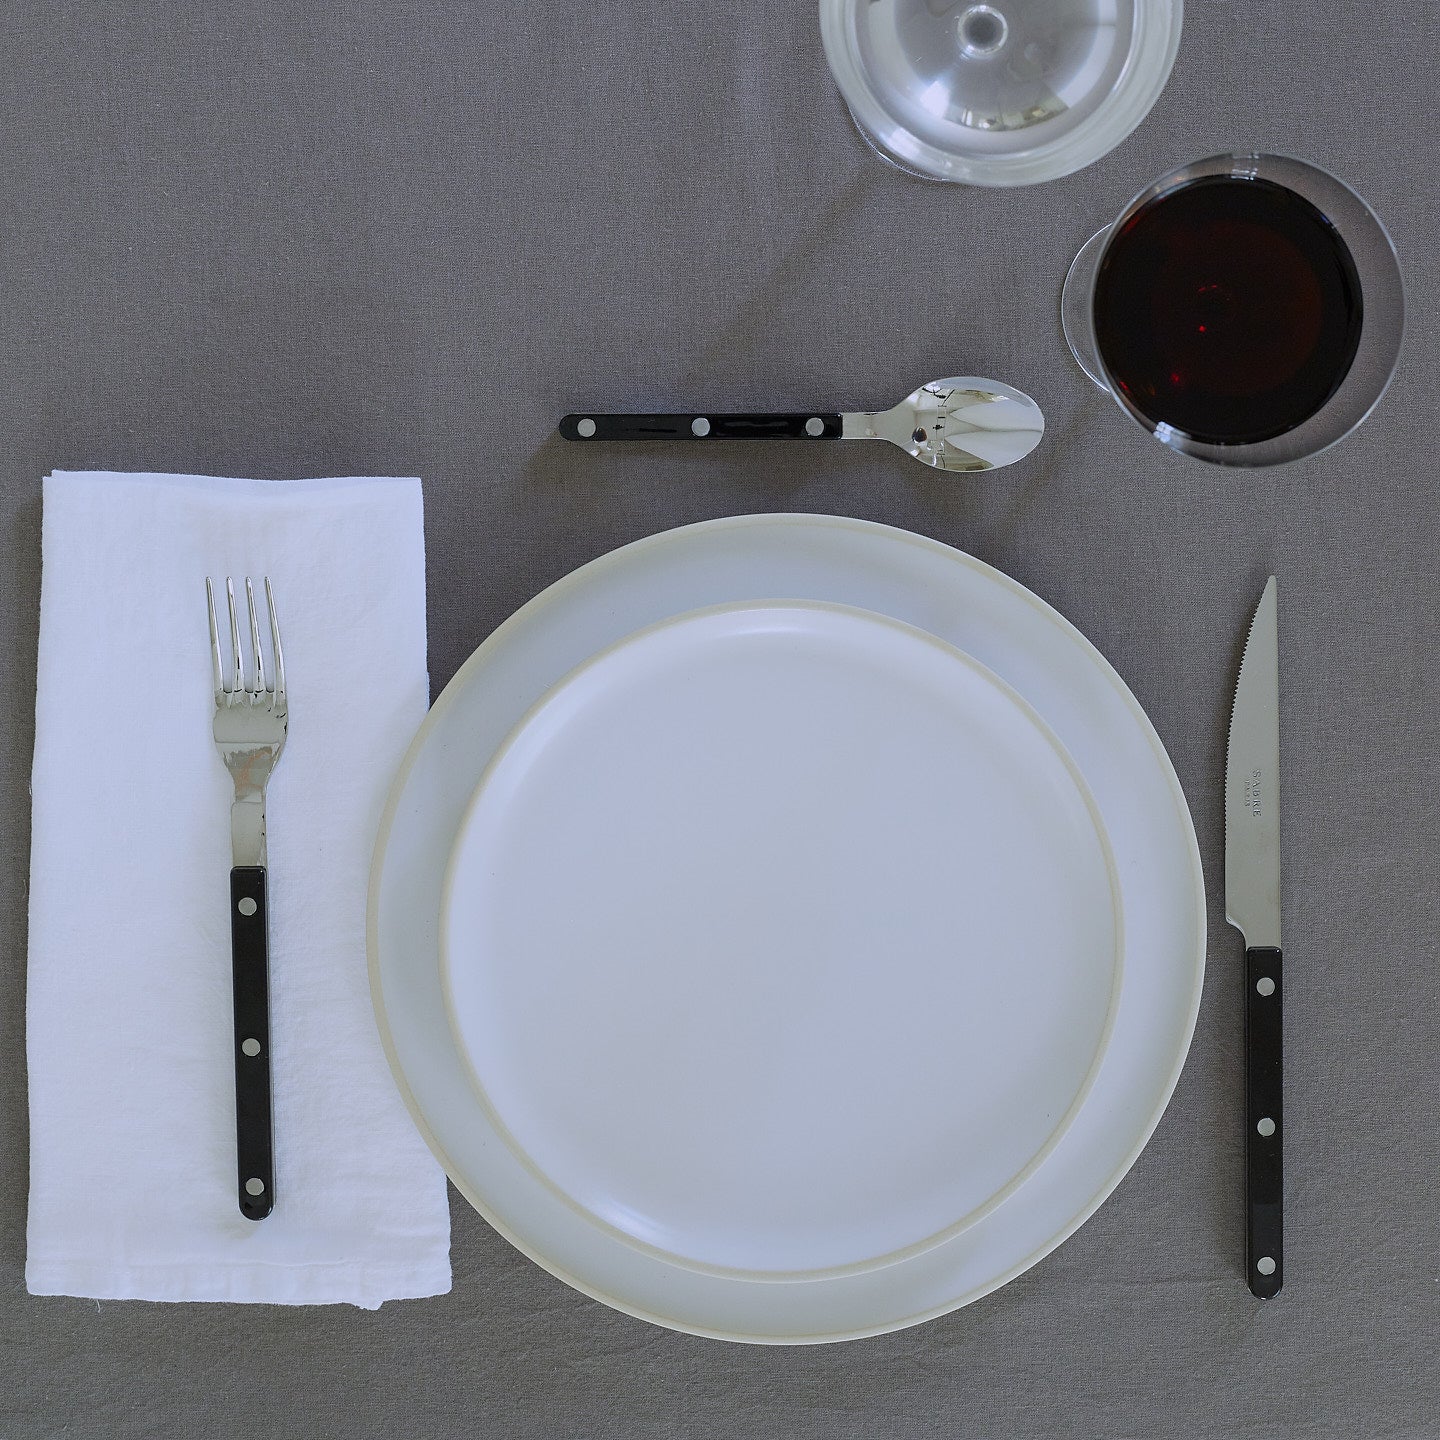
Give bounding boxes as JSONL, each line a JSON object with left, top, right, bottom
{"left": 559, "top": 376, "right": 1044, "bottom": 474}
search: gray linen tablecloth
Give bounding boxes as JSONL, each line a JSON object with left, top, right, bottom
{"left": 3, "top": 4, "right": 1437, "bottom": 1437}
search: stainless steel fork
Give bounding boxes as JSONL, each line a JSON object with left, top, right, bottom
{"left": 207, "top": 576, "right": 288, "bottom": 1221}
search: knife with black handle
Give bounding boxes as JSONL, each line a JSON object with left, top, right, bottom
{"left": 1225, "top": 576, "right": 1283, "bottom": 1298}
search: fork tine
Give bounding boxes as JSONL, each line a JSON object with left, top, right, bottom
{"left": 245, "top": 578, "right": 266, "bottom": 695}
{"left": 206, "top": 578, "right": 225, "bottom": 700}
{"left": 265, "top": 577, "right": 285, "bottom": 706}
{"left": 226, "top": 577, "right": 245, "bottom": 693}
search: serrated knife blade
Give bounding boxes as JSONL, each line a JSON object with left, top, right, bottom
{"left": 1225, "top": 575, "right": 1283, "bottom": 1299}
{"left": 1227, "top": 577, "right": 1281, "bottom": 949}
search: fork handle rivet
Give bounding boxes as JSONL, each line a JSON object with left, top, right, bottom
{"left": 237, "top": 896, "right": 258, "bottom": 917}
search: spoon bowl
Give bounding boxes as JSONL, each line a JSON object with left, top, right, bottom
{"left": 848, "top": 376, "right": 1045, "bottom": 472}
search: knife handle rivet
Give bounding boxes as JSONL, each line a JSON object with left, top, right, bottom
{"left": 237, "top": 896, "right": 258, "bottom": 917}
{"left": 241, "top": 1037, "right": 261, "bottom": 1057}
{"left": 1256, "top": 1256, "right": 1277, "bottom": 1277}
{"left": 1256, "top": 976, "right": 1275, "bottom": 996}
{"left": 1257, "top": 1117, "right": 1276, "bottom": 1137}
{"left": 245, "top": 1177, "right": 266, "bottom": 1196}
{"left": 576, "top": 418, "right": 597, "bottom": 438}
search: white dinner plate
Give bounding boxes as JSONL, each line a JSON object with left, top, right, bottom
{"left": 441, "top": 601, "right": 1123, "bottom": 1281}
{"left": 368, "top": 514, "right": 1205, "bottom": 1342}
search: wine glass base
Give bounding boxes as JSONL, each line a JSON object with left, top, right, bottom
{"left": 843, "top": 101, "right": 944, "bottom": 182}
{"left": 1061, "top": 228, "right": 1112, "bottom": 390}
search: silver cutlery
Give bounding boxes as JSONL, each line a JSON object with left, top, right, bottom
{"left": 1225, "top": 576, "right": 1283, "bottom": 1297}
{"left": 559, "top": 375, "right": 1045, "bottom": 473}
{"left": 207, "top": 577, "right": 288, "bottom": 1221}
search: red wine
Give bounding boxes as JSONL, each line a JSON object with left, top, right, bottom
{"left": 1093, "top": 176, "right": 1364, "bottom": 446}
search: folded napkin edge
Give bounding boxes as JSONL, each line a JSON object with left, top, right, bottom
{"left": 26, "top": 1258, "right": 453, "bottom": 1310}
{"left": 45, "top": 471, "right": 423, "bottom": 496}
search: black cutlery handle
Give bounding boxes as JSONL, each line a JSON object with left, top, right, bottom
{"left": 230, "top": 866, "right": 274, "bottom": 1221}
{"left": 1246, "top": 945, "right": 1283, "bottom": 1297}
{"left": 559, "top": 412, "right": 843, "bottom": 441}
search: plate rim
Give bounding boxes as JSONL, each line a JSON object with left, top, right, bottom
{"left": 367, "top": 512, "right": 1207, "bottom": 1342}
{"left": 436, "top": 597, "right": 1127, "bottom": 1284}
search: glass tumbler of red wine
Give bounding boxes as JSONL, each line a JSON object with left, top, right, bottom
{"left": 1061, "top": 153, "right": 1403, "bottom": 465}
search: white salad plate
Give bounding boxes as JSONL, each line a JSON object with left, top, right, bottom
{"left": 369, "top": 514, "right": 1205, "bottom": 1342}
{"left": 440, "top": 600, "right": 1122, "bottom": 1282}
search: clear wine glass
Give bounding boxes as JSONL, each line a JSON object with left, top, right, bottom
{"left": 1061, "top": 153, "right": 1404, "bottom": 465}
{"left": 819, "top": 0, "right": 1183, "bottom": 187}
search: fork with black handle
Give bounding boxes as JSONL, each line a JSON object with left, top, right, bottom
{"left": 207, "top": 577, "right": 288, "bottom": 1221}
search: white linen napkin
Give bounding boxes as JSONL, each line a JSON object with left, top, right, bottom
{"left": 26, "top": 472, "right": 451, "bottom": 1307}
